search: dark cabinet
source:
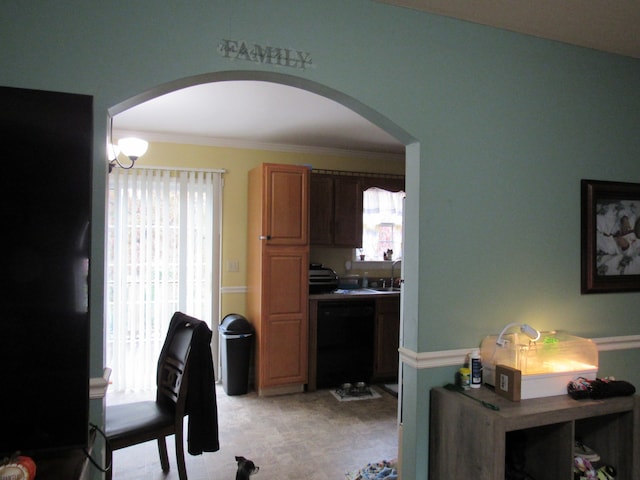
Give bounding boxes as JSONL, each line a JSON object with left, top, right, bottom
{"left": 309, "top": 174, "right": 334, "bottom": 245}
{"left": 308, "top": 293, "right": 400, "bottom": 391}
{"left": 373, "top": 296, "right": 400, "bottom": 381}
{"left": 333, "top": 176, "right": 363, "bottom": 247}
{"left": 310, "top": 173, "right": 363, "bottom": 247}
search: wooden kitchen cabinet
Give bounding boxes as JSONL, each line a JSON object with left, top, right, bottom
{"left": 430, "top": 386, "right": 640, "bottom": 479}
{"left": 309, "top": 174, "right": 333, "bottom": 245}
{"left": 373, "top": 296, "right": 400, "bottom": 381}
{"left": 247, "top": 163, "right": 310, "bottom": 395}
{"left": 259, "top": 163, "right": 309, "bottom": 245}
{"left": 310, "top": 173, "right": 363, "bottom": 247}
{"left": 333, "top": 176, "right": 363, "bottom": 246}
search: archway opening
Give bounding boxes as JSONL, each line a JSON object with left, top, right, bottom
{"left": 106, "top": 70, "right": 420, "bottom": 476}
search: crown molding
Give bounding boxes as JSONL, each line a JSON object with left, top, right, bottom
{"left": 114, "top": 129, "right": 405, "bottom": 162}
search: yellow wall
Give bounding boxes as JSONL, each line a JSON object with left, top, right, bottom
{"left": 131, "top": 140, "right": 404, "bottom": 320}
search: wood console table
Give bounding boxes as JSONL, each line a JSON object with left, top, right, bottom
{"left": 33, "top": 429, "right": 96, "bottom": 479}
{"left": 430, "top": 386, "right": 639, "bottom": 479}
{"left": 35, "top": 449, "right": 91, "bottom": 479}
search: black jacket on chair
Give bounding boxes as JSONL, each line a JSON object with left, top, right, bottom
{"left": 162, "top": 312, "right": 220, "bottom": 455}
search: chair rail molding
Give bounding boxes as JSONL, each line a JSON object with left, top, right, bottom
{"left": 399, "top": 335, "right": 640, "bottom": 370}
{"left": 89, "top": 368, "right": 112, "bottom": 399}
{"left": 221, "top": 286, "right": 248, "bottom": 294}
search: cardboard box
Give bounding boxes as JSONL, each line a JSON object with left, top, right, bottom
{"left": 495, "top": 364, "right": 521, "bottom": 402}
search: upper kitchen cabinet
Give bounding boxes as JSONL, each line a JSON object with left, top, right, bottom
{"left": 309, "top": 174, "right": 334, "bottom": 245}
{"left": 310, "top": 171, "right": 405, "bottom": 249}
{"left": 247, "top": 163, "right": 310, "bottom": 395}
{"left": 260, "top": 163, "right": 309, "bottom": 246}
{"left": 334, "top": 176, "right": 363, "bottom": 247}
{"left": 310, "top": 173, "right": 363, "bottom": 248}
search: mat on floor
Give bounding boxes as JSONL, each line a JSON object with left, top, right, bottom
{"left": 346, "top": 460, "right": 398, "bottom": 479}
{"left": 331, "top": 387, "right": 382, "bottom": 402}
{"left": 381, "top": 383, "right": 398, "bottom": 397}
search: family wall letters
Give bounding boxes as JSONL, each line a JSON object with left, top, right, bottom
{"left": 218, "top": 39, "right": 313, "bottom": 70}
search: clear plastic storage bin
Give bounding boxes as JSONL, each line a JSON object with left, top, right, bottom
{"left": 480, "top": 330, "right": 598, "bottom": 399}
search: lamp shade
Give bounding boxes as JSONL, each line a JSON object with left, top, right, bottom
{"left": 118, "top": 137, "right": 148, "bottom": 160}
{"left": 107, "top": 142, "right": 120, "bottom": 161}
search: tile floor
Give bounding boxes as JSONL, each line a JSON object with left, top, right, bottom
{"left": 107, "top": 384, "right": 399, "bottom": 479}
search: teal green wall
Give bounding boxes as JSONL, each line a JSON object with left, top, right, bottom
{"left": 2, "top": 1, "right": 640, "bottom": 478}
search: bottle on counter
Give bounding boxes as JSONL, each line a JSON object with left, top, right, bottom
{"left": 470, "top": 349, "right": 482, "bottom": 388}
{"left": 362, "top": 273, "right": 368, "bottom": 288}
{"left": 458, "top": 367, "right": 471, "bottom": 389}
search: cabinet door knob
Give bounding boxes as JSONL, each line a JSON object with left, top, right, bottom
{"left": 259, "top": 235, "right": 272, "bottom": 240}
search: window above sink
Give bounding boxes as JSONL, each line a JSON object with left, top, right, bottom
{"left": 358, "top": 187, "right": 405, "bottom": 261}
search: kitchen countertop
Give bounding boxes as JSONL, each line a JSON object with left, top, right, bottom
{"left": 309, "top": 288, "right": 400, "bottom": 300}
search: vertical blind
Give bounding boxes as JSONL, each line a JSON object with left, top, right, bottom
{"left": 106, "top": 167, "right": 222, "bottom": 393}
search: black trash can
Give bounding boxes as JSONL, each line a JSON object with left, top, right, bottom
{"left": 219, "top": 313, "right": 254, "bottom": 395}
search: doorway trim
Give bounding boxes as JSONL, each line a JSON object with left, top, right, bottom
{"left": 107, "top": 69, "right": 421, "bottom": 476}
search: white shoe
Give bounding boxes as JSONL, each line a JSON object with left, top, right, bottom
{"left": 574, "top": 440, "right": 601, "bottom": 462}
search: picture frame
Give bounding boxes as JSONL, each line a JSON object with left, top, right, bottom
{"left": 581, "top": 179, "right": 640, "bottom": 293}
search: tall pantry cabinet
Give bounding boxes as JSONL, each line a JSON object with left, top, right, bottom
{"left": 247, "top": 164, "right": 310, "bottom": 395}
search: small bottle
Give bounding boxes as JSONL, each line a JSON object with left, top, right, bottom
{"left": 458, "top": 367, "right": 471, "bottom": 389}
{"left": 362, "top": 273, "right": 368, "bottom": 288}
{"left": 470, "top": 349, "right": 482, "bottom": 388}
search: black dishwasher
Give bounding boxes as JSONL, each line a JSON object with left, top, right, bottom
{"left": 316, "top": 300, "right": 375, "bottom": 389}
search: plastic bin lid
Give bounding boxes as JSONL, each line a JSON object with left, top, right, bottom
{"left": 219, "top": 313, "right": 253, "bottom": 334}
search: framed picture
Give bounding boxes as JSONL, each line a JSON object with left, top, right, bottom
{"left": 581, "top": 179, "right": 640, "bottom": 293}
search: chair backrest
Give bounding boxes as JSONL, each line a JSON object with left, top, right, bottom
{"left": 156, "top": 312, "right": 199, "bottom": 413}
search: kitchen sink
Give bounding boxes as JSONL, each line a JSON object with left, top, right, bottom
{"left": 350, "top": 287, "right": 401, "bottom": 294}
{"left": 334, "top": 288, "right": 400, "bottom": 295}
{"left": 337, "top": 288, "right": 375, "bottom": 294}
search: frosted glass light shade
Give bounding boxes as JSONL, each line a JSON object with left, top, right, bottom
{"left": 107, "top": 142, "right": 120, "bottom": 161}
{"left": 118, "top": 137, "right": 148, "bottom": 160}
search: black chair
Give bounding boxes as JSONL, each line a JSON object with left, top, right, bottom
{"left": 105, "top": 312, "right": 200, "bottom": 480}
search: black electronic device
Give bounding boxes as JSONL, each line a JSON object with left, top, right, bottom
{"left": 0, "top": 86, "right": 92, "bottom": 456}
{"left": 309, "top": 264, "right": 339, "bottom": 293}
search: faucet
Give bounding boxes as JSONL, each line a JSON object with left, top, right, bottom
{"left": 391, "top": 260, "right": 402, "bottom": 290}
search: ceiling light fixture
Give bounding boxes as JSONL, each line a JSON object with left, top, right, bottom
{"left": 107, "top": 117, "right": 148, "bottom": 173}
